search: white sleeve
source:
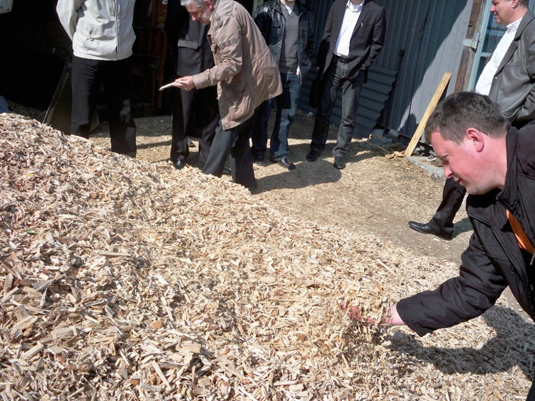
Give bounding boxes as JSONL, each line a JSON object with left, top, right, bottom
{"left": 56, "top": 0, "right": 85, "bottom": 40}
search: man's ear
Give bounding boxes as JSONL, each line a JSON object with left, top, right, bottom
{"left": 205, "top": 0, "right": 214, "bottom": 11}
{"left": 466, "top": 127, "right": 485, "bottom": 152}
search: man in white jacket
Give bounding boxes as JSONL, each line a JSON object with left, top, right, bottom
{"left": 56, "top": 0, "right": 137, "bottom": 156}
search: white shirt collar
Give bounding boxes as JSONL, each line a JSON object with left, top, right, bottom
{"left": 506, "top": 17, "right": 522, "bottom": 32}
{"left": 346, "top": 0, "right": 365, "bottom": 12}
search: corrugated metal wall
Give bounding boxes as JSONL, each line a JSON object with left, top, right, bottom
{"left": 299, "top": 0, "right": 473, "bottom": 138}
{"left": 373, "top": 0, "right": 472, "bottom": 137}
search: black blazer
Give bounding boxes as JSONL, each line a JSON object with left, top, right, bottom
{"left": 164, "top": 0, "right": 213, "bottom": 77}
{"left": 317, "top": 0, "right": 386, "bottom": 81}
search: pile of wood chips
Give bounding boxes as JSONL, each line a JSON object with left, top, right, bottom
{"left": 1, "top": 113, "right": 534, "bottom": 400}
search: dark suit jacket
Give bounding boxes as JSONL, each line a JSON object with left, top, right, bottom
{"left": 317, "top": 0, "right": 386, "bottom": 81}
{"left": 164, "top": 0, "right": 213, "bottom": 77}
{"left": 488, "top": 10, "right": 535, "bottom": 123}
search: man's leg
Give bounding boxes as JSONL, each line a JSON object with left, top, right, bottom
{"left": 308, "top": 60, "right": 342, "bottom": 159}
{"left": 104, "top": 57, "right": 137, "bottom": 157}
{"left": 251, "top": 98, "right": 274, "bottom": 163}
{"left": 196, "top": 86, "right": 219, "bottom": 167}
{"left": 70, "top": 56, "right": 100, "bottom": 139}
{"left": 271, "top": 72, "right": 300, "bottom": 166}
{"left": 231, "top": 113, "right": 257, "bottom": 190}
{"left": 170, "top": 86, "right": 194, "bottom": 167}
{"left": 332, "top": 69, "right": 365, "bottom": 162}
{"left": 202, "top": 123, "right": 235, "bottom": 178}
{"left": 409, "top": 177, "right": 466, "bottom": 240}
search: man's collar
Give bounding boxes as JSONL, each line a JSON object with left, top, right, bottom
{"left": 346, "top": 0, "right": 365, "bottom": 10}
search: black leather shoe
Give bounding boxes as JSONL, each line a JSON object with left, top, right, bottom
{"left": 334, "top": 156, "right": 346, "bottom": 170}
{"left": 173, "top": 159, "right": 186, "bottom": 170}
{"left": 408, "top": 221, "right": 453, "bottom": 240}
{"left": 222, "top": 166, "right": 231, "bottom": 175}
{"left": 306, "top": 150, "right": 321, "bottom": 162}
{"left": 271, "top": 156, "right": 296, "bottom": 170}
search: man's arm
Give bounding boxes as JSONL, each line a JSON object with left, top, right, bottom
{"left": 305, "top": 10, "right": 315, "bottom": 61}
{"left": 253, "top": 4, "right": 271, "bottom": 44}
{"left": 56, "top": 0, "right": 85, "bottom": 40}
{"left": 362, "top": 7, "right": 386, "bottom": 70}
{"left": 517, "top": 29, "right": 535, "bottom": 121}
{"left": 395, "top": 231, "right": 508, "bottom": 336}
{"left": 316, "top": 4, "right": 334, "bottom": 74}
{"left": 192, "top": 16, "right": 244, "bottom": 89}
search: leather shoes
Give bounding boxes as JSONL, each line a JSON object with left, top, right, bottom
{"left": 333, "top": 156, "right": 346, "bottom": 170}
{"left": 271, "top": 156, "right": 296, "bottom": 170}
{"left": 222, "top": 166, "right": 231, "bottom": 175}
{"left": 306, "top": 150, "right": 321, "bottom": 162}
{"left": 408, "top": 221, "right": 453, "bottom": 240}
{"left": 173, "top": 159, "right": 186, "bottom": 170}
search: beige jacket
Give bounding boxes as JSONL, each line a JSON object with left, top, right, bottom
{"left": 193, "top": 0, "right": 282, "bottom": 130}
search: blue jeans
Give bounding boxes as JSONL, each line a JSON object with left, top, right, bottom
{"left": 252, "top": 72, "right": 301, "bottom": 161}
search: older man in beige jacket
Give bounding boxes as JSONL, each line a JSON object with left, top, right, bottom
{"left": 174, "top": 0, "right": 282, "bottom": 191}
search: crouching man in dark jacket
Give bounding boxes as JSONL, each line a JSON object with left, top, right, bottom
{"left": 388, "top": 92, "right": 535, "bottom": 400}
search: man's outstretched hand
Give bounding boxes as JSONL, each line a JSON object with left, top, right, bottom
{"left": 340, "top": 300, "right": 405, "bottom": 326}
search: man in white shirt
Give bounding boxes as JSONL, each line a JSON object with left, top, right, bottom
{"left": 306, "top": 0, "right": 386, "bottom": 170}
{"left": 408, "top": 0, "right": 535, "bottom": 241}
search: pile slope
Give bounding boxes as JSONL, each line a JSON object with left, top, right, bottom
{"left": 0, "top": 114, "right": 533, "bottom": 400}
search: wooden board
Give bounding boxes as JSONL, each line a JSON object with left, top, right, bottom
{"left": 404, "top": 72, "right": 452, "bottom": 157}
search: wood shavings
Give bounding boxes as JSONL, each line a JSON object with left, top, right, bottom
{"left": 1, "top": 113, "right": 533, "bottom": 400}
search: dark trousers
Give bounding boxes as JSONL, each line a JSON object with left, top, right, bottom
{"left": 310, "top": 56, "right": 365, "bottom": 157}
{"left": 429, "top": 177, "right": 466, "bottom": 235}
{"left": 202, "top": 111, "right": 257, "bottom": 190}
{"left": 171, "top": 84, "right": 218, "bottom": 166}
{"left": 528, "top": 380, "right": 535, "bottom": 400}
{"left": 70, "top": 55, "right": 136, "bottom": 156}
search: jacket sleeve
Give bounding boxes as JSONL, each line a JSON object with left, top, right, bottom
{"left": 316, "top": 4, "right": 334, "bottom": 73}
{"left": 517, "top": 29, "right": 535, "bottom": 121}
{"left": 253, "top": 5, "right": 271, "bottom": 44}
{"left": 363, "top": 7, "right": 386, "bottom": 70}
{"left": 396, "top": 231, "right": 508, "bottom": 337}
{"left": 56, "top": 0, "right": 85, "bottom": 40}
{"left": 193, "top": 16, "right": 243, "bottom": 89}
{"left": 306, "top": 10, "right": 315, "bottom": 61}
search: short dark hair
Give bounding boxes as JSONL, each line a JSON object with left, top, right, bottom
{"left": 424, "top": 92, "right": 510, "bottom": 144}
{"left": 519, "top": 0, "right": 529, "bottom": 8}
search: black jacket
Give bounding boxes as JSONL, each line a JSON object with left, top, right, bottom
{"left": 164, "top": 1, "right": 213, "bottom": 77}
{"left": 398, "top": 124, "right": 535, "bottom": 336}
{"left": 254, "top": 0, "right": 314, "bottom": 82}
{"left": 317, "top": 0, "right": 386, "bottom": 81}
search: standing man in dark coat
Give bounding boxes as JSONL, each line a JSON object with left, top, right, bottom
{"left": 387, "top": 92, "right": 535, "bottom": 400}
{"left": 252, "top": 0, "right": 315, "bottom": 170}
{"left": 165, "top": 0, "right": 219, "bottom": 170}
{"left": 408, "top": 0, "right": 535, "bottom": 240}
{"left": 306, "top": 0, "right": 385, "bottom": 170}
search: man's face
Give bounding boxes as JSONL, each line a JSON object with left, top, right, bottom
{"left": 490, "top": 0, "right": 515, "bottom": 26}
{"left": 186, "top": 0, "right": 213, "bottom": 25}
{"left": 430, "top": 130, "right": 493, "bottom": 195}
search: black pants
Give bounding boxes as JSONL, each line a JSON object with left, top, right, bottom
{"left": 202, "top": 111, "right": 257, "bottom": 190}
{"left": 70, "top": 55, "right": 136, "bottom": 156}
{"left": 429, "top": 177, "right": 466, "bottom": 235}
{"left": 171, "top": 84, "right": 218, "bottom": 166}
{"left": 310, "top": 56, "right": 365, "bottom": 156}
{"left": 527, "top": 380, "right": 535, "bottom": 400}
